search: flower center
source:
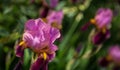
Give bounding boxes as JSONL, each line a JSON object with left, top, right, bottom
{"left": 42, "top": 18, "right": 48, "bottom": 23}
{"left": 43, "top": 52, "right": 47, "bottom": 60}
{"left": 90, "top": 18, "right": 96, "bottom": 24}
{"left": 51, "top": 22, "right": 62, "bottom": 29}
{"left": 19, "top": 41, "right": 27, "bottom": 48}
{"left": 90, "top": 18, "right": 107, "bottom": 33}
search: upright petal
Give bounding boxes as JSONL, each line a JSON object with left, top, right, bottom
{"left": 95, "top": 8, "right": 113, "bottom": 29}
{"left": 50, "top": 0, "right": 58, "bottom": 8}
{"left": 25, "top": 19, "right": 38, "bottom": 32}
{"left": 23, "top": 18, "right": 51, "bottom": 48}
{"left": 108, "top": 45, "right": 120, "bottom": 62}
{"left": 47, "top": 11, "right": 63, "bottom": 25}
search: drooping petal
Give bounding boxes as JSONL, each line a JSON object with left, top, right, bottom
{"left": 30, "top": 57, "right": 48, "bottom": 70}
{"left": 92, "top": 30, "right": 110, "bottom": 45}
{"left": 15, "top": 45, "right": 24, "bottom": 58}
{"left": 30, "top": 57, "right": 44, "bottom": 70}
{"left": 42, "top": 60, "right": 48, "bottom": 70}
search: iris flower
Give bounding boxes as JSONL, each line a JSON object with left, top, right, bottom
{"left": 99, "top": 45, "right": 120, "bottom": 69}
{"left": 15, "top": 18, "right": 61, "bottom": 70}
{"left": 82, "top": 8, "right": 113, "bottom": 45}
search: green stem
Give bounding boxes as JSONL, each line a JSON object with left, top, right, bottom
{"left": 58, "top": 0, "right": 93, "bottom": 57}
{"left": 58, "top": 13, "right": 82, "bottom": 56}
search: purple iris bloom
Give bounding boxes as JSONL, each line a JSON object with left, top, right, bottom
{"left": 15, "top": 18, "right": 61, "bottom": 70}
{"left": 81, "top": 8, "right": 113, "bottom": 31}
{"left": 108, "top": 45, "right": 120, "bottom": 63}
{"left": 91, "top": 8, "right": 113, "bottom": 45}
{"left": 98, "top": 45, "right": 120, "bottom": 68}
{"left": 81, "top": 8, "right": 113, "bottom": 45}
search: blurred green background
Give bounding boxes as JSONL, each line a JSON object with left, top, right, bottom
{"left": 0, "top": 0, "right": 120, "bottom": 70}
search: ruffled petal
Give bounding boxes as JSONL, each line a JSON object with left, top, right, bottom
{"left": 50, "top": 28, "right": 60, "bottom": 43}
{"left": 47, "top": 44, "right": 58, "bottom": 62}
{"left": 25, "top": 19, "right": 38, "bottom": 31}
{"left": 23, "top": 32, "right": 36, "bottom": 47}
{"left": 95, "top": 8, "right": 113, "bottom": 28}
{"left": 47, "top": 10, "right": 63, "bottom": 25}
